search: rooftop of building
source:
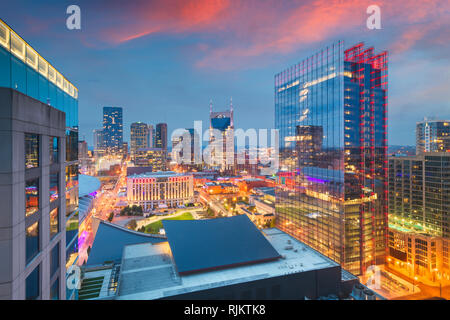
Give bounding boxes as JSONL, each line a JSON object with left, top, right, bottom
{"left": 127, "top": 171, "right": 191, "bottom": 179}
{"left": 113, "top": 218, "right": 339, "bottom": 300}
{"left": 163, "top": 215, "right": 280, "bottom": 275}
{"left": 136, "top": 147, "right": 165, "bottom": 152}
{"left": 86, "top": 221, "right": 166, "bottom": 266}
{"left": 79, "top": 174, "right": 101, "bottom": 197}
{"left": 416, "top": 119, "right": 450, "bottom": 124}
{"left": 388, "top": 152, "right": 450, "bottom": 160}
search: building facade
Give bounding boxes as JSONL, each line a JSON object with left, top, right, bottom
{"left": 275, "top": 42, "right": 388, "bottom": 276}
{"left": 171, "top": 128, "right": 202, "bottom": 170}
{"left": 133, "top": 147, "right": 167, "bottom": 171}
{"left": 155, "top": 123, "right": 167, "bottom": 151}
{"left": 93, "top": 129, "right": 104, "bottom": 157}
{"left": 102, "top": 106, "right": 123, "bottom": 155}
{"left": 130, "top": 122, "right": 150, "bottom": 159}
{"left": 388, "top": 154, "right": 450, "bottom": 284}
{"left": 209, "top": 100, "right": 235, "bottom": 174}
{"left": 416, "top": 119, "right": 450, "bottom": 154}
{"left": 126, "top": 171, "right": 194, "bottom": 210}
{"left": 0, "top": 18, "right": 79, "bottom": 300}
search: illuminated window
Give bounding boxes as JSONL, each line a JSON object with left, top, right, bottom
{"left": 10, "top": 31, "right": 25, "bottom": 60}
{"left": 50, "top": 208, "right": 59, "bottom": 238}
{"left": 56, "top": 72, "right": 63, "bottom": 89}
{"left": 63, "top": 78, "right": 69, "bottom": 93}
{"left": 26, "top": 45, "right": 38, "bottom": 70}
{"left": 0, "top": 20, "right": 10, "bottom": 49}
{"left": 50, "top": 173, "right": 59, "bottom": 202}
{"left": 26, "top": 178, "right": 39, "bottom": 217}
{"left": 38, "top": 56, "right": 48, "bottom": 77}
{"left": 48, "top": 65, "right": 56, "bottom": 83}
{"left": 25, "top": 133, "right": 39, "bottom": 169}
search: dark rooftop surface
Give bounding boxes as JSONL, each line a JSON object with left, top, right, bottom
{"left": 162, "top": 215, "right": 281, "bottom": 275}
{"left": 87, "top": 221, "right": 166, "bottom": 266}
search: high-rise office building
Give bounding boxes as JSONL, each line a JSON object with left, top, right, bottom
{"left": 209, "top": 99, "right": 235, "bottom": 174}
{"left": 130, "top": 122, "right": 150, "bottom": 158}
{"left": 0, "top": 18, "right": 78, "bottom": 299}
{"left": 416, "top": 119, "right": 450, "bottom": 154}
{"left": 102, "top": 106, "right": 123, "bottom": 155}
{"left": 171, "top": 128, "right": 201, "bottom": 170}
{"left": 133, "top": 147, "right": 167, "bottom": 171}
{"left": 275, "top": 42, "right": 388, "bottom": 275}
{"left": 148, "top": 124, "right": 154, "bottom": 148}
{"left": 388, "top": 153, "right": 450, "bottom": 284}
{"left": 93, "top": 129, "right": 104, "bottom": 157}
{"left": 155, "top": 123, "right": 167, "bottom": 151}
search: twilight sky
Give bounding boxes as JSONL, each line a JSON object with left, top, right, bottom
{"left": 1, "top": 0, "right": 449, "bottom": 146}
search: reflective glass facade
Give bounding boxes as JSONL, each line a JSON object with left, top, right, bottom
{"left": 102, "top": 106, "right": 123, "bottom": 154}
{"left": 25, "top": 133, "right": 39, "bottom": 169}
{"left": 25, "top": 178, "right": 39, "bottom": 217}
{"left": 275, "top": 42, "right": 388, "bottom": 275}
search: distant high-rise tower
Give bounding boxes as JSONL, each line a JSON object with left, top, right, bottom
{"left": 155, "top": 123, "right": 167, "bottom": 151}
{"left": 148, "top": 124, "right": 154, "bottom": 148}
{"left": 416, "top": 119, "right": 450, "bottom": 154}
{"left": 275, "top": 42, "right": 388, "bottom": 276}
{"left": 102, "top": 106, "right": 123, "bottom": 155}
{"left": 93, "top": 129, "right": 104, "bottom": 156}
{"left": 209, "top": 99, "right": 235, "bottom": 174}
{"left": 130, "top": 122, "right": 150, "bottom": 158}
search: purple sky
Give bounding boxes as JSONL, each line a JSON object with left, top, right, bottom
{"left": 1, "top": 0, "right": 449, "bottom": 146}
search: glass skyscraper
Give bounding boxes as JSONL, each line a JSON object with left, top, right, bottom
{"left": 155, "top": 123, "right": 168, "bottom": 151}
{"left": 275, "top": 42, "right": 388, "bottom": 275}
{"left": 209, "top": 100, "right": 234, "bottom": 174}
{"left": 102, "top": 106, "right": 123, "bottom": 155}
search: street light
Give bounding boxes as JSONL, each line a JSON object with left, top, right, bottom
{"left": 413, "top": 276, "right": 418, "bottom": 293}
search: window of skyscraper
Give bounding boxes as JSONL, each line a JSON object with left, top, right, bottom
{"left": 50, "top": 208, "right": 59, "bottom": 239}
{"left": 25, "top": 133, "right": 39, "bottom": 169}
{"left": 50, "top": 242, "right": 60, "bottom": 277}
{"left": 65, "top": 164, "right": 78, "bottom": 192}
{"left": 50, "top": 278, "right": 59, "bottom": 300}
{"left": 50, "top": 173, "right": 59, "bottom": 202}
{"left": 66, "top": 211, "right": 78, "bottom": 242}
{"left": 50, "top": 137, "right": 58, "bottom": 163}
{"left": 25, "top": 265, "right": 40, "bottom": 300}
{"left": 25, "top": 178, "right": 39, "bottom": 217}
{"left": 65, "top": 129, "right": 78, "bottom": 162}
{"left": 26, "top": 221, "right": 39, "bottom": 264}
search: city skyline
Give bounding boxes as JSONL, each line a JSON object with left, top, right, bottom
{"left": 1, "top": 0, "right": 449, "bottom": 147}
{"left": 1, "top": 1, "right": 450, "bottom": 302}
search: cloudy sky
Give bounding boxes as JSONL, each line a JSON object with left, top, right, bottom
{"left": 1, "top": 0, "right": 449, "bottom": 146}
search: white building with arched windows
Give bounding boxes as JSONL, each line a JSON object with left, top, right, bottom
{"left": 126, "top": 171, "right": 194, "bottom": 210}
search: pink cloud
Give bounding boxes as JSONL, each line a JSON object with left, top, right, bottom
{"left": 88, "top": 0, "right": 449, "bottom": 69}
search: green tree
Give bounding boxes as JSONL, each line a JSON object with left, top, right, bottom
{"left": 127, "top": 219, "right": 137, "bottom": 230}
{"left": 107, "top": 212, "right": 114, "bottom": 222}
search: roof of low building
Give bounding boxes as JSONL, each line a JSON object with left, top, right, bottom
{"left": 162, "top": 215, "right": 281, "bottom": 275}
{"left": 87, "top": 221, "right": 166, "bottom": 266}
